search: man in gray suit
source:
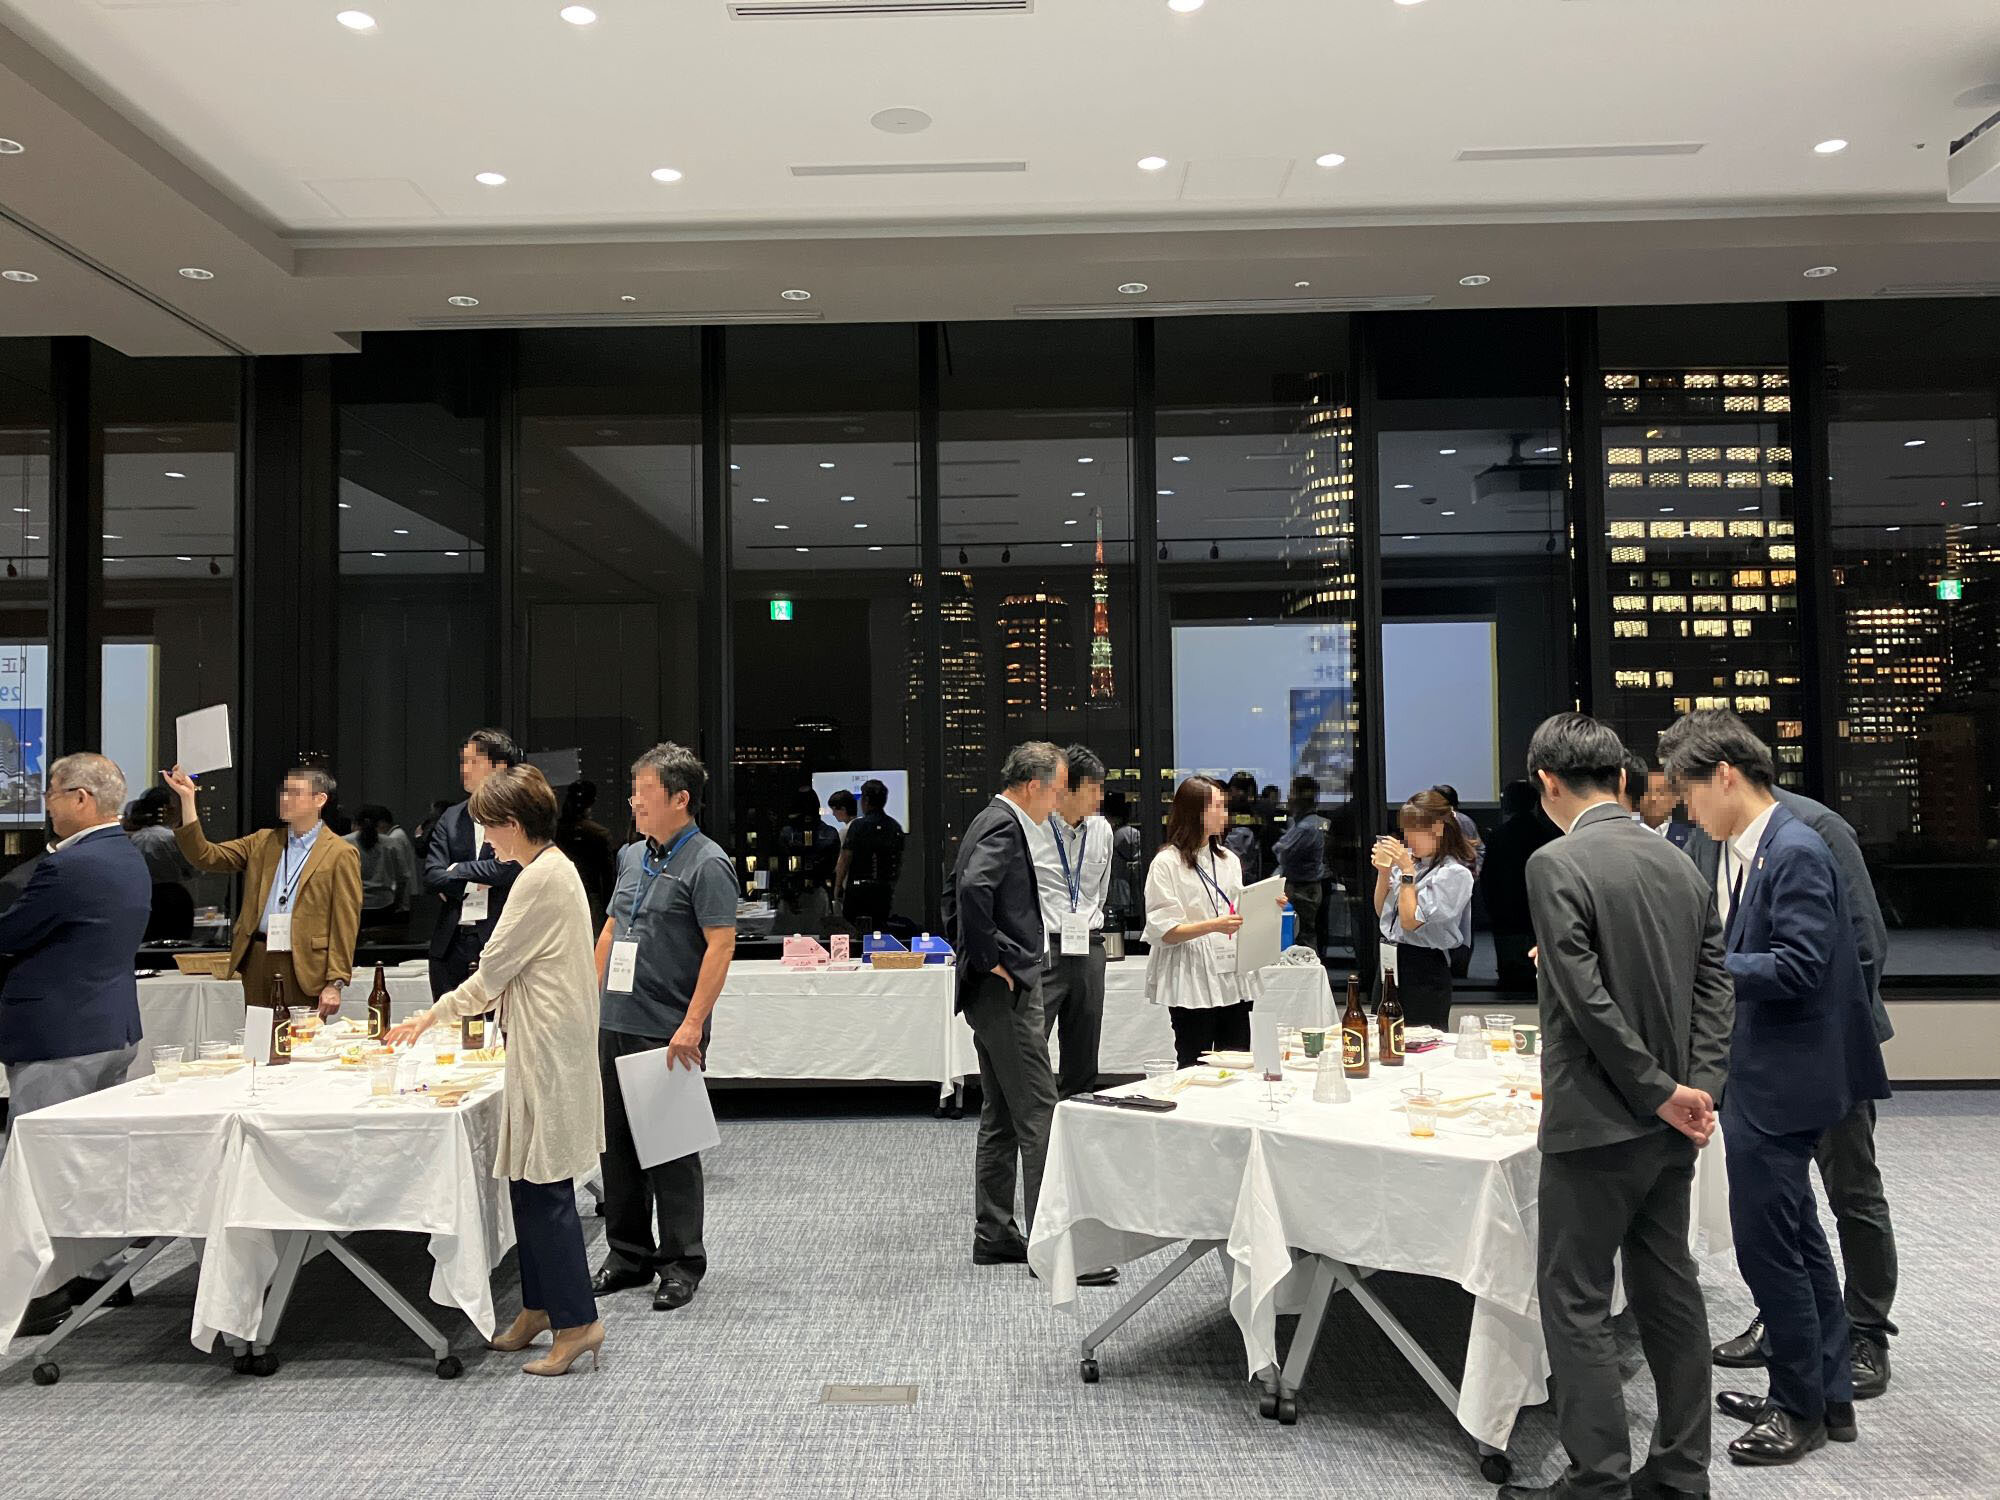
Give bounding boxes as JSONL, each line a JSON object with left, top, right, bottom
{"left": 1505, "top": 714, "right": 1735, "bottom": 1500}
{"left": 1681, "top": 783, "right": 1898, "bottom": 1397}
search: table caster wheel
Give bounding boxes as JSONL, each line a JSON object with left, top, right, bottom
{"left": 1478, "top": 1454, "right": 1512, "bottom": 1484}
{"left": 1079, "top": 1358, "right": 1099, "bottom": 1384}
{"left": 1275, "top": 1396, "right": 1298, "bottom": 1425}
{"left": 248, "top": 1352, "right": 279, "bottom": 1377}
{"left": 1256, "top": 1389, "right": 1278, "bottom": 1419}
{"left": 436, "top": 1356, "right": 463, "bottom": 1381}
{"left": 31, "top": 1362, "right": 58, "bottom": 1386}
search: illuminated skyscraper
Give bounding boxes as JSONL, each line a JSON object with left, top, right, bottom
{"left": 1284, "top": 385, "right": 1356, "bottom": 616}
{"left": 1089, "top": 507, "right": 1115, "bottom": 702}
{"left": 999, "top": 590, "right": 1077, "bottom": 722}
{"left": 905, "top": 570, "right": 986, "bottom": 807}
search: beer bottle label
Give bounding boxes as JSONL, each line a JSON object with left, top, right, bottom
{"left": 1343, "top": 1025, "right": 1364, "bottom": 1068}
{"left": 1388, "top": 1019, "right": 1405, "bottom": 1058}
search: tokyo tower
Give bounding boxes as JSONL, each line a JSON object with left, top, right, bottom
{"left": 1089, "top": 506, "right": 1116, "bottom": 702}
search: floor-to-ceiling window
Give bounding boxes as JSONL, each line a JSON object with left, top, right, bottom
{"left": 1826, "top": 300, "right": 2000, "bottom": 978}
{"left": 727, "top": 324, "right": 924, "bottom": 935}
{"left": 1155, "top": 315, "right": 1363, "bottom": 958}
{"left": 0, "top": 340, "right": 51, "bottom": 875}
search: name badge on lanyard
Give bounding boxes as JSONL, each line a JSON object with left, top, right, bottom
{"left": 611, "top": 826, "right": 698, "bottom": 989}
{"left": 1052, "top": 817, "right": 1090, "bottom": 956}
{"left": 460, "top": 884, "right": 490, "bottom": 925}
{"left": 267, "top": 913, "right": 293, "bottom": 952}
{"left": 268, "top": 841, "right": 307, "bottom": 951}
{"left": 607, "top": 939, "right": 639, "bottom": 993}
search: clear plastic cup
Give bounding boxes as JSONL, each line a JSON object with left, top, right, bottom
{"left": 1404, "top": 1089, "right": 1441, "bottom": 1139}
{"left": 151, "top": 1044, "right": 186, "bottom": 1086}
{"left": 1142, "top": 1057, "right": 1178, "bottom": 1081}
{"left": 1455, "top": 1015, "right": 1486, "bottom": 1060}
{"left": 197, "top": 1041, "right": 230, "bottom": 1065}
{"left": 368, "top": 1055, "right": 397, "bottom": 1098}
{"left": 227, "top": 1029, "right": 246, "bottom": 1059}
{"left": 1484, "top": 1013, "right": 1517, "bottom": 1056}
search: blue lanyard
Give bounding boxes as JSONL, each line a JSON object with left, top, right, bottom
{"left": 627, "top": 825, "right": 698, "bottom": 924}
{"left": 276, "top": 835, "right": 312, "bottom": 910}
{"left": 1195, "top": 852, "right": 1234, "bottom": 917}
{"left": 1050, "top": 817, "right": 1086, "bottom": 912}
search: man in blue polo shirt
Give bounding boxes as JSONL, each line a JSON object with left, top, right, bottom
{"left": 591, "top": 742, "right": 739, "bottom": 1313}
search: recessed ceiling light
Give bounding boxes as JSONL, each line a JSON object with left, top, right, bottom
{"left": 1804, "top": 265, "right": 1838, "bottom": 278}
{"left": 1458, "top": 274, "right": 1490, "bottom": 287}
{"left": 651, "top": 167, "right": 684, "bottom": 184}
{"left": 338, "top": 502, "right": 352, "bottom": 509}
{"left": 773, "top": 523, "right": 789, "bottom": 530}
{"left": 176, "top": 556, "right": 193, "bottom": 563}
{"left": 1393, "top": 483, "right": 1413, "bottom": 490}
{"left": 868, "top": 545, "right": 883, "bottom": 552}
{"left": 475, "top": 171, "right": 507, "bottom": 186}
{"left": 1394, "top": 0, "right": 1426, "bottom": 6}
{"left": 178, "top": 267, "right": 214, "bottom": 280}
{"left": 335, "top": 10, "right": 377, "bottom": 31}
{"left": 1171, "top": 454, "right": 1191, "bottom": 463}
{"left": 1537, "top": 446, "right": 1559, "bottom": 454}
{"left": 795, "top": 546, "right": 809, "bottom": 553}
{"left": 819, "top": 461, "right": 835, "bottom": 469}
{"left": 751, "top": 496, "right": 769, "bottom": 503}
{"left": 0, "top": 140, "right": 23, "bottom": 155}
{"left": 1814, "top": 138, "right": 1849, "bottom": 155}
{"left": 1904, "top": 439, "right": 1925, "bottom": 448}
{"left": 102, "top": 533, "right": 121, "bottom": 541}
{"left": 1738, "top": 505, "right": 1759, "bottom": 513}
{"left": 447, "top": 294, "right": 480, "bottom": 307}
{"left": 1077, "top": 456, "right": 1095, "bottom": 464}
{"left": 1158, "top": 489, "right": 1175, "bottom": 496}
{"left": 1118, "top": 282, "right": 1148, "bottom": 295}
{"left": 840, "top": 494, "right": 856, "bottom": 502}
{"left": 1400, "top": 535, "right": 1419, "bottom": 541}
{"left": 781, "top": 288, "right": 811, "bottom": 301}
{"left": 1440, "top": 510, "right": 1456, "bottom": 516}
{"left": 445, "top": 550, "right": 461, "bottom": 557}
{"left": 1439, "top": 447, "right": 1457, "bottom": 455}
{"left": 1168, "top": 0, "right": 1204, "bottom": 11}
{"left": 164, "top": 471, "right": 185, "bottom": 479}
{"left": 393, "top": 528, "right": 410, "bottom": 535}
{"left": 1065, "top": 518, "right": 1079, "bottom": 526}
{"left": 1294, "top": 280, "right": 1311, "bottom": 289}
{"left": 1137, "top": 156, "right": 1169, "bottom": 172}
{"left": 853, "top": 522, "right": 867, "bottom": 529}
{"left": 370, "top": 550, "right": 387, "bottom": 558}
{"left": 2, "top": 270, "right": 38, "bottom": 284}
{"left": 620, "top": 294, "right": 637, "bottom": 302}
{"left": 559, "top": 5, "right": 597, "bottom": 23}
{"left": 1061, "top": 541, "right": 1075, "bottom": 548}
{"left": 10, "top": 508, "right": 27, "bottom": 514}
{"left": 1885, "top": 525, "right": 1901, "bottom": 532}
{"left": 1659, "top": 507, "right": 1676, "bottom": 514}
{"left": 1314, "top": 152, "right": 1346, "bottom": 168}
{"left": 24, "top": 534, "right": 38, "bottom": 540}
{"left": 730, "top": 463, "right": 741, "bottom": 471}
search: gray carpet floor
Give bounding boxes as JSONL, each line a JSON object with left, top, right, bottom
{"left": 1, "top": 1088, "right": 1994, "bottom": 1500}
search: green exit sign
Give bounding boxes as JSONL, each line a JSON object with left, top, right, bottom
{"left": 1937, "top": 579, "right": 1964, "bottom": 602}
{"left": 770, "top": 599, "right": 794, "bottom": 622}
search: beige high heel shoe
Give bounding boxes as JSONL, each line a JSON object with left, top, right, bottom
{"left": 489, "top": 1308, "right": 550, "bottom": 1353}
{"left": 522, "top": 1319, "right": 605, "bottom": 1377}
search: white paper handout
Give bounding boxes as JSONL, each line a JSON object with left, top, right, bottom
{"left": 175, "top": 704, "right": 233, "bottom": 775}
{"left": 1233, "top": 874, "right": 1289, "bottom": 980}
{"left": 1250, "top": 1011, "right": 1283, "bottom": 1080}
{"left": 613, "top": 1046, "right": 721, "bottom": 1169}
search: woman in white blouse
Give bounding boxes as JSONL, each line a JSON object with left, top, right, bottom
{"left": 386, "top": 765, "right": 606, "bottom": 1377}
{"left": 1370, "top": 787, "right": 1479, "bottom": 1032}
{"left": 1145, "top": 775, "right": 1259, "bottom": 1067}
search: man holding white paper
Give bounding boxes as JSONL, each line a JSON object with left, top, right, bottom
{"left": 591, "top": 742, "right": 738, "bottom": 1314}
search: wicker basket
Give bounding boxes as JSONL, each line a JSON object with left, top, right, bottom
{"left": 870, "top": 951, "right": 927, "bottom": 971}
{"left": 172, "top": 951, "right": 235, "bottom": 978}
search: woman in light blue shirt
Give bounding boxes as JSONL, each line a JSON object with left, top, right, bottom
{"left": 1371, "top": 788, "right": 1478, "bottom": 1031}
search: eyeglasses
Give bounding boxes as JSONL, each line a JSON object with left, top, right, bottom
{"left": 42, "top": 785, "right": 86, "bottom": 804}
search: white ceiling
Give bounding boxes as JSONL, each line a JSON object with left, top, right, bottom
{"left": 1, "top": 0, "right": 1999, "bottom": 353}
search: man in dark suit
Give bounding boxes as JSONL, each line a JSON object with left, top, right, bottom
{"left": 1507, "top": 714, "right": 1733, "bottom": 1500}
{"left": 1639, "top": 769, "right": 1698, "bottom": 850}
{"left": 1663, "top": 710, "right": 1891, "bottom": 1467}
{"left": 943, "top": 741, "right": 1066, "bottom": 1269}
{"left": 423, "top": 728, "right": 524, "bottom": 1000}
{"left": 0, "top": 753, "right": 153, "bottom": 1335}
{"left": 1681, "top": 782, "right": 1899, "bottom": 1397}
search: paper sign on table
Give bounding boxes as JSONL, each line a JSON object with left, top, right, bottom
{"left": 1233, "top": 874, "right": 1288, "bottom": 979}
{"left": 175, "top": 704, "right": 233, "bottom": 775}
{"left": 1250, "top": 1012, "right": 1283, "bottom": 1079}
{"left": 242, "top": 1005, "right": 274, "bottom": 1067}
{"left": 614, "top": 1047, "right": 720, "bottom": 1169}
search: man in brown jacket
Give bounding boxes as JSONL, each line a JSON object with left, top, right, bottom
{"left": 165, "top": 763, "right": 363, "bottom": 1018}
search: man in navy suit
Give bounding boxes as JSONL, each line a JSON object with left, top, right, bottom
{"left": 0, "top": 753, "right": 153, "bottom": 1335}
{"left": 1662, "top": 711, "right": 1891, "bottom": 1469}
{"left": 423, "top": 728, "right": 524, "bottom": 1000}
{"left": 1638, "top": 768, "right": 1697, "bottom": 850}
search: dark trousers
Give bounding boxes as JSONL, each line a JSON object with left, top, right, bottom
{"left": 1391, "top": 944, "right": 1454, "bottom": 1032}
{"left": 1538, "top": 1130, "right": 1711, "bottom": 1500}
{"left": 963, "top": 971, "right": 1057, "bottom": 1252}
{"left": 1168, "top": 1000, "right": 1253, "bottom": 1068}
{"left": 1816, "top": 1099, "right": 1898, "bottom": 1342}
{"left": 429, "top": 929, "right": 482, "bottom": 1002}
{"left": 598, "top": 1028, "right": 707, "bottom": 1285}
{"left": 509, "top": 1177, "right": 597, "bottom": 1330}
{"left": 1283, "top": 879, "right": 1322, "bottom": 955}
{"left": 1041, "top": 941, "right": 1107, "bottom": 1100}
{"left": 1725, "top": 1107, "right": 1854, "bottom": 1422}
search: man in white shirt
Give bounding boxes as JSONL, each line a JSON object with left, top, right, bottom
{"left": 1031, "top": 744, "right": 1114, "bottom": 1103}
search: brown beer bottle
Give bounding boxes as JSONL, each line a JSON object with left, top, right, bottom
{"left": 461, "top": 957, "right": 487, "bottom": 1051}
{"left": 1341, "top": 973, "right": 1370, "bottom": 1079}
{"left": 367, "top": 963, "right": 391, "bottom": 1041}
{"left": 267, "top": 971, "right": 292, "bottom": 1066}
{"left": 1378, "top": 972, "right": 1406, "bottom": 1067}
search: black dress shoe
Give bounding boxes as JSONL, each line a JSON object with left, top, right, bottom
{"left": 1717, "top": 1390, "right": 1856, "bottom": 1441}
{"left": 62, "top": 1276, "right": 135, "bottom": 1310}
{"left": 653, "top": 1274, "right": 697, "bottom": 1311}
{"left": 1630, "top": 1473, "right": 1709, "bottom": 1500}
{"left": 1497, "top": 1483, "right": 1581, "bottom": 1499}
{"left": 1851, "top": 1335, "right": 1890, "bottom": 1399}
{"left": 1031, "top": 1266, "right": 1120, "bottom": 1286}
{"left": 588, "top": 1264, "right": 653, "bottom": 1298}
{"left": 15, "top": 1290, "right": 73, "bottom": 1339}
{"left": 1728, "top": 1406, "right": 1827, "bottom": 1466}
{"left": 1712, "top": 1315, "right": 1768, "bottom": 1368}
{"left": 972, "top": 1240, "right": 1029, "bottom": 1266}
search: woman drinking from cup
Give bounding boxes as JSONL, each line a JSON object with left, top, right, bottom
{"left": 1371, "top": 789, "right": 1477, "bottom": 1033}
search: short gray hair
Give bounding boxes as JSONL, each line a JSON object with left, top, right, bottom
{"left": 1525, "top": 712, "right": 1627, "bottom": 797}
{"left": 286, "top": 765, "right": 337, "bottom": 800}
{"left": 632, "top": 741, "right": 707, "bottom": 807}
{"left": 1000, "top": 740, "right": 1064, "bottom": 790}
{"left": 1658, "top": 709, "right": 1775, "bottom": 789}
{"left": 49, "top": 753, "right": 126, "bottom": 814}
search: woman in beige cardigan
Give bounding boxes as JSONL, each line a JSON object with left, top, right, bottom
{"left": 387, "top": 764, "right": 606, "bottom": 1376}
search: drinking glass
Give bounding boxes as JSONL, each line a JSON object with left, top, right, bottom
{"left": 197, "top": 1041, "right": 231, "bottom": 1065}
{"left": 151, "top": 1045, "right": 186, "bottom": 1086}
{"left": 1404, "top": 1090, "right": 1440, "bottom": 1139}
{"left": 368, "top": 1055, "right": 397, "bottom": 1098}
{"left": 1484, "top": 1013, "right": 1517, "bottom": 1057}
{"left": 1455, "top": 1016, "right": 1486, "bottom": 1060}
{"left": 1142, "top": 1057, "right": 1177, "bottom": 1082}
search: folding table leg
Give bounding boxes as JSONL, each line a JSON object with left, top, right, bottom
{"left": 1263, "top": 1254, "right": 1340, "bottom": 1423}
{"left": 1078, "top": 1239, "right": 1223, "bottom": 1383}
{"left": 321, "top": 1234, "right": 461, "bottom": 1379}
{"left": 25, "top": 1236, "right": 174, "bottom": 1386}
{"left": 1328, "top": 1258, "right": 1465, "bottom": 1416}
{"left": 233, "top": 1229, "right": 314, "bottom": 1376}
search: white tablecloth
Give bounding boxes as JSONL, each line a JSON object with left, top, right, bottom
{"left": 0, "top": 1059, "right": 513, "bottom": 1351}
{"left": 1093, "top": 960, "right": 1336, "bottom": 1075}
{"left": 1028, "top": 1054, "right": 1729, "bottom": 1449}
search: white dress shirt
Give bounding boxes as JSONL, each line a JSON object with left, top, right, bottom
{"left": 55, "top": 819, "right": 123, "bottom": 851}
{"left": 1717, "top": 800, "right": 1778, "bottom": 930}
{"left": 993, "top": 794, "right": 1047, "bottom": 952}
{"left": 1030, "top": 812, "right": 1113, "bottom": 947}
{"left": 1143, "top": 844, "right": 1260, "bottom": 1011}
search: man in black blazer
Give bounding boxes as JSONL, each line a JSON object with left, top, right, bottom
{"left": 1665, "top": 710, "right": 1892, "bottom": 1467}
{"left": 0, "top": 753, "right": 152, "bottom": 1335}
{"left": 1681, "top": 782, "right": 1899, "bottom": 1397}
{"left": 423, "top": 728, "right": 524, "bottom": 999}
{"left": 943, "top": 741, "right": 1067, "bottom": 1269}
{"left": 1508, "top": 715, "right": 1733, "bottom": 1500}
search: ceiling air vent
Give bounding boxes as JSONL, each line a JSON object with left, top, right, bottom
{"left": 730, "top": 1, "right": 1031, "bottom": 17}
{"left": 1016, "top": 294, "right": 1434, "bottom": 319}
{"left": 410, "top": 310, "right": 824, "bottom": 330}
{"left": 791, "top": 160, "right": 1026, "bottom": 177}
{"left": 1456, "top": 142, "right": 1704, "bottom": 162}
{"left": 1873, "top": 281, "right": 2000, "bottom": 298}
